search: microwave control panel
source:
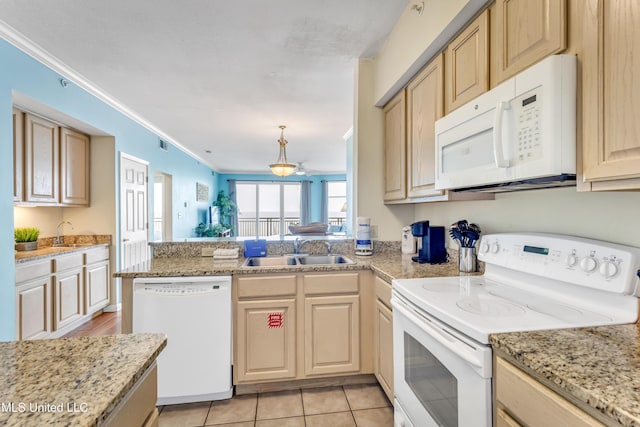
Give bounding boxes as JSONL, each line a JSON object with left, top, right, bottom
{"left": 513, "top": 88, "right": 542, "bottom": 163}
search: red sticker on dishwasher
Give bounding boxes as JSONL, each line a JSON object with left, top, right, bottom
{"left": 267, "top": 313, "right": 284, "bottom": 328}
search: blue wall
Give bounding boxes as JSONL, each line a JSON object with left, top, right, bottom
{"left": 0, "top": 38, "right": 216, "bottom": 340}
{"left": 217, "top": 173, "right": 346, "bottom": 224}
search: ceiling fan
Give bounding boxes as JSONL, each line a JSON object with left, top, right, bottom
{"left": 294, "top": 162, "right": 308, "bottom": 176}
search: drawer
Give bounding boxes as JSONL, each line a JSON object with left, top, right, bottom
{"left": 53, "top": 252, "right": 84, "bottom": 272}
{"left": 85, "top": 246, "right": 110, "bottom": 264}
{"left": 374, "top": 275, "right": 392, "bottom": 308}
{"left": 16, "top": 259, "right": 51, "bottom": 283}
{"left": 495, "top": 357, "right": 604, "bottom": 427}
{"left": 236, "top": 275, "right": 297, "bottom": 298}
{"left": 303, "top": 272, "right": 359, "bottom": 295}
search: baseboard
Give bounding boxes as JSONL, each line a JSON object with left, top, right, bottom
{"left": 235, "top": 374, "right": 377, "bottom": 395}
{"left": 103, "top": 303, "right": 122, "bottom": 313}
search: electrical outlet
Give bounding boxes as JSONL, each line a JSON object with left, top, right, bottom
{"left": 201, "top": 247, "right": 214, "bottom": 257}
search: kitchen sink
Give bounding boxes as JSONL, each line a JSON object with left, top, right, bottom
{"left": 242, "top": 254, "right": 355, "bottom": 267}
{"left": 53, "top": 244, "right": 95, "bottom": 248}
{"left": 296, "top": 255, "right": 354, "bottom": 265}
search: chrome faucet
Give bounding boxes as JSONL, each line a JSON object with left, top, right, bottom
{"left": 293, "top": 237, "right": 312, "bottom": 254}
{"left": 324, "top": 241, "right": 332, "bottom": 255}
{"left": 54, "top": 220, "right": 74, "bottom": 245}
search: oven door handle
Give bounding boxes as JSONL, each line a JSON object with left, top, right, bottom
{"left": 393, "top": 299, "right": 485, "bottom": 371}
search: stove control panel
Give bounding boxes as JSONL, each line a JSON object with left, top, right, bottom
{"left": 478, "top": 233, "right": 640, "bottom": 295}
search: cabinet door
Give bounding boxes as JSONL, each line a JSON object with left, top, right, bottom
{"left": 24, "top": 113, "right": 59, "bottom": 203}
{"left": 445, "top": 9, "right": 489, "bottom": 113}
{"left": 16, "top": 278, "right": 51, "bottom": 340}
{"left": 407, "top": 53, "right": 444, "bottom": 198}
{"left": 304, "top": 294, "right": 360, "bottom": 376}
{"left": 236, "top": 299, "right": 296, "bottom": 382}
{"left": 85, "top": 260, "right": 110, "bottom": 314}
{"left": 494, "top": 0, "right": 567, "bottom": 83}
{"left": 13, "top": 108, "right": 24, "bottom": 202}
{"left": 374, "top": 300, "right": 393, "bottom": 401}
{"left": 582, "top": 0, "right": 640, "bottom": 188}
{"left": 53, "top": 268, "right": 84, "bottom": 331}
{"left": 383, "top": 90, "right": 407, "bottom": 202}
{"left": 60, "top": 127, "right": 90, "bottom": 206}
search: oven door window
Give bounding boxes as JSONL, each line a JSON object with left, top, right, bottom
{"left": 405, "top": 332, "right": 458, "bottom": 427}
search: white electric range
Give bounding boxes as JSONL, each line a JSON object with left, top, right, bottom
{"left": 391, "top": 233, "right": 640, "bottom": 427}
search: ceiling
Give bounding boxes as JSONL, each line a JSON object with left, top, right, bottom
{"left": 0, "top": 0, "right": 407, "bottom": 174}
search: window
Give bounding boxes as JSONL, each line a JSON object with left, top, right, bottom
{"left": 236, "top": 182, "right": 301, "bottom": 237}
{"left": 327, "top": 181, "right": 346, "bottom": 228}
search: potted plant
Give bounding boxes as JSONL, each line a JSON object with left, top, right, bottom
{"left": 14, "top": 227, "right": 40, "bottom": 251}
{"left": 212, "top": 191, "right": 237, "bottom": 236}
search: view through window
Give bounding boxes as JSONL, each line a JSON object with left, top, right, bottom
{"left": 236, "top": 182, "right": 301, "bottom": 237}
{"left": 327, "top": 181, "right": 347, "bottom": 230}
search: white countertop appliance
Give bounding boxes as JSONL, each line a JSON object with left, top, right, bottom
{"left": 435, "top": 54, "right": 576, "bottom": 192}
{"left": 392, "top": 233, "right": 640, "bottom": 427}
{"left": 133, "top": 276, "right": 233, "bottom": 405}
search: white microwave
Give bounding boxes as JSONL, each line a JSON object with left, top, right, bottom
{"left": 435, "top": 55, "right": 577, "bottom": 192}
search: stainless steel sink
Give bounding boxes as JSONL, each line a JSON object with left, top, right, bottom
{"left": 243, "top": 256, "right": 298, "bottom": 267}
{"left": 296, "top": 255, "right": 354, "bottom": 265}
{"left": 54, "top": 244, "right": 95, "bottom": 248}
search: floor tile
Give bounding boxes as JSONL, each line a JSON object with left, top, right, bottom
{"left": 210, "top": 423, "right": 254, "bottom": 427}
{"left": 343, "top": 384, "right": 391, "bottom": 410}
{"left": 205, "top": 394, "right": 257, "bottom": 425}
{"left": 306, "top": 411, "right": 357, "bottom": 427}
{"left": 352, "top": 407, "right": 394, "bottom": 427}
{"left": 256, "top": 416, "right": 305, "bottom": 427}
{"left": 302, "top": 386, "right": 350, "bottom": 415}
{"left": 256, "top": 390, "right": 303, "bottom": 420}
{"left": 158, "top": 401, "right": 211, "bottom": 427}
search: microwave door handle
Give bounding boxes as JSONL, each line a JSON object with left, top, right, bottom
{"left": 493, "top": 101, "right": 511, "bottom": 168}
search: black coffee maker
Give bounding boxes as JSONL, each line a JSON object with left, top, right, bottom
{"left": 411, "top": 221, "right": 447, "bottom": 264}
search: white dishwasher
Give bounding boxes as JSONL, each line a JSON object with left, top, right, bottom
{"left": 132, "top": 276, "right": 233, "bottom": 405}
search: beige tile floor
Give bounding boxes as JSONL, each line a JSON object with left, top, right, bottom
{"left": 158, "top": 384, "right": 393, "bottom": 427}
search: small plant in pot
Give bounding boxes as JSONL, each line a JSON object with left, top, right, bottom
{"left": 14, "top": 227, "right": 40, "bottom": 251}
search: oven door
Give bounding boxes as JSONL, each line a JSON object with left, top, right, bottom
{"left": 391, "top": 294, "right": 492, "bottom": 427}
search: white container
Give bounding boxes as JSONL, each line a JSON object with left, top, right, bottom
{"left": 355, "top": 217, "right": 373, "bottom": 256}
{"left": 401, "top": 226, "right": 417, "bottom": 254}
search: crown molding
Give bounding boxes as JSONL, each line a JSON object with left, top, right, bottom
{"left": 0, "top": 19, "right": 216, "bottom": 170}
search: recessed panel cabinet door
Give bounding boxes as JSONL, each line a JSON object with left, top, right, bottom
{"left": 582, "top": 0, "right": 640, "bottom": 188}
{"left": 374, "top": 300, "right": 393, "bottom": 401}
{"left": 383, "top": 91, "right": 407, "bottom": 202}
{"left": 60, "top": 127, "right": 90, "bottom": 206}
{"left": 85, "top": 260, "right": 110, "bottom": 314}
{"left": 16, "top": 278, "right": 51, "bottom": 340}
{"left": 53, "top": 268, "right": 84, "bottom": 331}
{"left": 24, "top": 113, "right": 59, "bottom": 203}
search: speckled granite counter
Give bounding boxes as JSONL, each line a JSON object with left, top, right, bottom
{"left": 0, "top": 333, "right": 166, "bottom": 427}
{"left": 15, "top": 234, "right": 112, "bottom": 263}
{"left": 491, "top": 324, "right": 640, "bottom": 426}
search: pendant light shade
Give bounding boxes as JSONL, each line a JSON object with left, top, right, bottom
{"left": 270, "top": 125, "right": 296, "bottom": 176}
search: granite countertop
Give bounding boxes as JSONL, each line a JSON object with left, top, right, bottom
{"left": 15, "top": 235, "right": 112, "bottom": 264}
{"left": 0, "top": 333, "right": 166, "bottom": 427}
{"left": 491, "top": 324, "right": 640, "bottom": 426}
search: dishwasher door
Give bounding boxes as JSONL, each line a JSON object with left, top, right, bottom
{"left": 133, "top": 276, "right": 232, "bottom": 405}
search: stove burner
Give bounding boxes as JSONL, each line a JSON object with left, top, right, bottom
{"left": 528, "top": 303, "right": 612, "bottom": 323}
{"left": 456, "top": 297, "right": 526, "bottom": 317}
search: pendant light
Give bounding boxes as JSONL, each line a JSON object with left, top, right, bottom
{"left": 269, "top": 125, "right": 296, "bottom": 176}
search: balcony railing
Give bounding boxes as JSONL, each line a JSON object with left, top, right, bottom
{"left": 237, "top": 217, "right": 345, "bottom": 237}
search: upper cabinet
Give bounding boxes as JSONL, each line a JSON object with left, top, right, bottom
{"left": 15, "top": 109, "right": 90, "bottom": 206}
{"left": 581, "top": 0, "right": 640, "bottom": 190}
{"left": 493, "top": 0, "right": 567, "bottom": 84}
{"left": 445, "top": 9, "right": 490, "bottom": 113}
{"left": 383, "top": 91, "right": 407, "bottom": 202}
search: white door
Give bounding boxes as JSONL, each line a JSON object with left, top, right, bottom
{"left": 120, "top": 153, "right": 149, "bottom": 269}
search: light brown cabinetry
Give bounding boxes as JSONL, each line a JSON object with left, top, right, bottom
{"left": 493, "top": 0, "right": 567, "bottom": 84}
{"left": 235, "top": 275, "right": 297, "bottom": 382}
{"left": 581, "top": 0, "right": 640, "bottom": 190}
{"left": 445, "top": 9, "right": 490, "bottom": 113}
{"left": 52, "top": 253, "right": 84, "bottom": 331}
{"left": 383, "top": 91, "right": 407, "bottom": 202}
{"left": 494, "top": 356, "right": 605, "bottom": 426}
{"left": 60, "top": 127, "right": 90, "bottom": 205}
{"left": 13, "top": 108, "right": 23, "bottom": 202}
{"left": 104, "top": 364, "right": 159, "bottom": 427}
{"left": 15, "top": 260, "right": 51, "bottom": 340}
{"left": 24, "top": 113, "right": 59, "bottom": 204}
{"left": 85, "top": 247, "right": 111, "bottom": 313}
{"left": 303, "top": 272, "right": 360, "bottom": 376}
{"left": 373, "top": 276, "right": 393, "bottom": 402}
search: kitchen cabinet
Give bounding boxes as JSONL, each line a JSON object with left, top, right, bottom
{"left": 303, "top": 272, "right": 361, "bottom": 376}
{"left": 494, "top": 356, "right": 605, "bottom": 426}
{"left": 373, "top": 276, "right": 393, "bottom": 402}
{"left": 103, "top": 364, "right": 159, "bottom": 427}
{"left": 383, "top": 90, "right": 407, "bottom": 202}
{"left": 235, "top": 275, "right": 297, "bottom": 382}
{"left": 493, "top": 0, "right": 567, "bottom": 84}
{"left": 15, "top": 260, "right": 51, "bottom": 340}
{"left": 52, "top": 253, "right": 84, "bottom": 331}
{"left": 84, "top": 247, "right": 111, "bottom": 314}
{"left": 24, "top": 112, "right": 59, "bottom": 204}
{"left": 581, "top": 0, "right": 640, "bottom": 190}
{"left": 60, "top": 127, "right": 90, "bottom": 206}
{"left": 13, "top": 108, "right": 23, "bottom": 202}
{"left": 445, "top": 9, "right": 489, "bottom": 113}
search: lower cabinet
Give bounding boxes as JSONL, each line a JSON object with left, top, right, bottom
{"left": 16, "top": 277, "right": 51, "bottom": 340}
{"left": 53, "top": 257, "right": 84, "bottom": 331}
{"left": 373, "top": 276, "right": 393, "bottom": 402}
{"left": 494, "top": 356, "right": 605, "bottom": 426}
{"left": 85, "top": 248, "right": 111, "bottom": 314}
